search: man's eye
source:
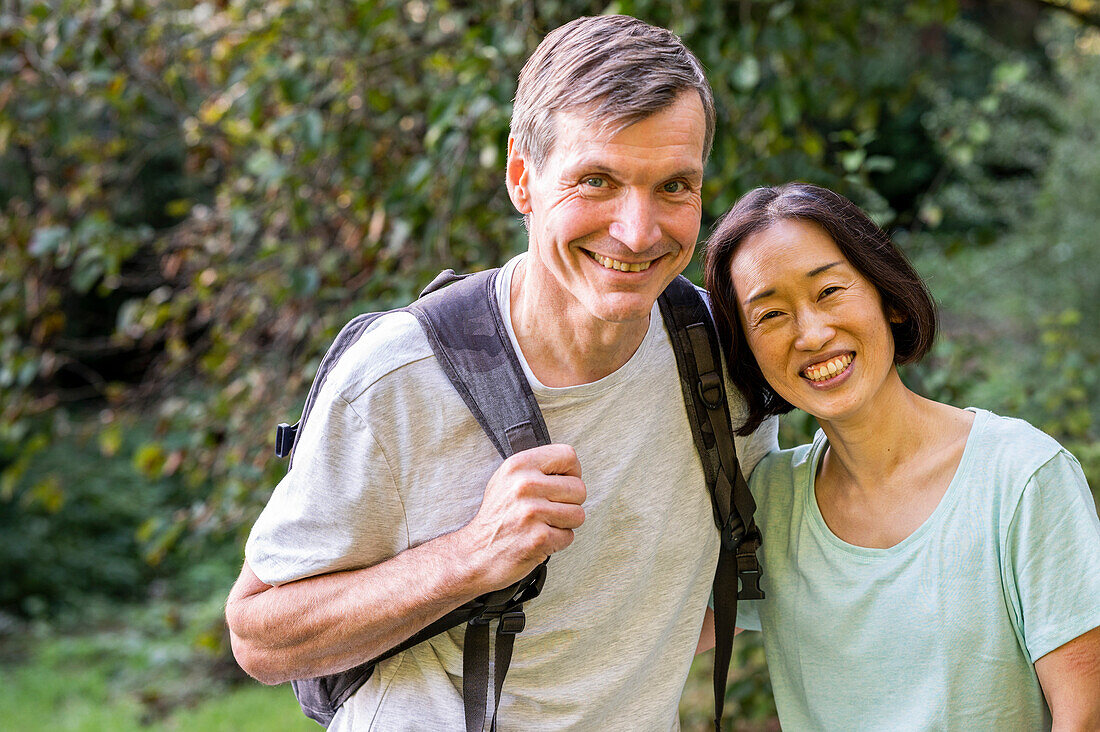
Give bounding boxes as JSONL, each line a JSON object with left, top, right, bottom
{"left": 662, "top": 180, "right": 687, "bottom": 193}
{"left": 584, "top": 177, "right": 607, "bottom": 188}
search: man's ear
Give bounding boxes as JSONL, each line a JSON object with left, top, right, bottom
{"left": 506, "top": 137, "right": 532, "bottom": 215}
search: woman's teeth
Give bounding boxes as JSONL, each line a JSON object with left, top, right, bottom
{"left": 589, "top": 252, "right": 652, "bottom": 272}
{"left": 804, "top": 353, "right": 853, "bottom": 382}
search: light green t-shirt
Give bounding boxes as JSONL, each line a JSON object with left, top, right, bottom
{"left": 738, "top": 408, "right": 1100, "bottom": 731}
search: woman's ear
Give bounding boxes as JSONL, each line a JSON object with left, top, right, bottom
{"left": 888, "top": 305, "right": 907, "bottom": 325}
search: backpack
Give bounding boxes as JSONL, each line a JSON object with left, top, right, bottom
{"left": 273, "top": 268, "right": 764, "bottom": 731}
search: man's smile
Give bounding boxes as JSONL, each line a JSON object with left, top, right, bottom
{"left": 586, "top": 250, "right": 655, "bottom": 272}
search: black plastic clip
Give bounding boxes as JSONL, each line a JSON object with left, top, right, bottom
{"left": 721, "top": 515, "right": 745, "bottom": 552}
{"left": 497, "top": 611, "right": 526, "bottom": 635}
{"left": 275, "top": 422, "right": 298, "bottom": 458}
{"left": 737, "top": 567, "right": 764, "bottom": 601}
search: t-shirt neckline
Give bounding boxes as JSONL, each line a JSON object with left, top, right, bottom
{"left": 495, "top": 254, "right": 661, "bottom": 399}
{"left": 803, "top": 407, "right": 989, "bottom": 558}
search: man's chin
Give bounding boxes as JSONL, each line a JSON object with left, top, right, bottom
{"left": 583, "top": 293, "right": 661, "bottom": 325}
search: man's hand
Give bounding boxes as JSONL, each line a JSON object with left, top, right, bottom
{"left": 457, "top": 443, "right": 586, "bottom": 591}
{"left": 226, "top": 443, "right": 585, "bottom": 684}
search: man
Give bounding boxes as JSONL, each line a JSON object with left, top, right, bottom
{"left": 226, "top": 15, "right": 777, "bottom": 730}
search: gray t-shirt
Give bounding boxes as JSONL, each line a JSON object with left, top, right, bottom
{"left": 246, "top": 255, "right": 778, "bottom": 731}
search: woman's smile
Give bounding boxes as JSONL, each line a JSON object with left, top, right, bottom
{"left": 801, "top": 352, "right": 855, "bottom": 387}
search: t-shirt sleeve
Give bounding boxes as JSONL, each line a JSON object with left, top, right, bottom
{"left": 735, "top": 414, "right": 779, "bottom": 479}
{"left": 244, "top": 380, "right": 407, "bottom": 586}
{"left": 1003, "top": 450, "right": 1100, "bottom": 662}
{"left": 732, "top": 450, "right": 784, "bottom": 634}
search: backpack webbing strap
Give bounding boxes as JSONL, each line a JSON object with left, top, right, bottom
{"left": 656, "top": 276, "right": 765, "bottom": 731}
{"left": 412, "top": 270, "right": 550, "bottom": 731}
{"left": 462, "top": 586, "right": 527, "bottom": 732}
{"left": 410, "top": 270, "right": 550, "bottom": 460}
{"left": 282, "top": 268, "right": 550, "bottom": 730}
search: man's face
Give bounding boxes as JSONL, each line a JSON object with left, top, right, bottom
{"left": 508, "top": 91, "right": 706, "bottom": 326}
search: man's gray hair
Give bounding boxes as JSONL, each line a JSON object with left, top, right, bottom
{"left": 511, "top": 15, "right": 716, "bottom": 170}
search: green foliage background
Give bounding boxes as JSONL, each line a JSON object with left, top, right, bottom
{"left": 1, "top": 0, "right": 1099, "bottom": 727}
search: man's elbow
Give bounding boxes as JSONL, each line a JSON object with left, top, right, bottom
{"left": 228, "top": 630, "right": 289, "bottom": 685}
{"left": 225, "top": 599, "right": 290, "bottom": 685}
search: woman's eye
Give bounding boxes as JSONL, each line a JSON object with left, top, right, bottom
{"left": 820, "top": 286, "right": 842, "bottom": 299}
{"left": 759, "top": 310, "right": 782, "bottom": 322}
{"left": 662, "top": 180, "right": 686, "bottom": 193}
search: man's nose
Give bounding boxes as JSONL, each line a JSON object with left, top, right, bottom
{"left": 794, "top": 308, "right": 836, "bottom": 351}
{"left": 608, "top": 190, "right": 661, "bottom": 251}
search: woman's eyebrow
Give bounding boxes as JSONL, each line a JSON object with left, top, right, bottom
{"left": 807, "top": 261, "right": 843, "bottom": 277}
{"left": 743, "top": 261, "right": 845, "bottom": 305}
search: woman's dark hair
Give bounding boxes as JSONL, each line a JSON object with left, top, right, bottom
{"left": 703, "top": 182, "right": 937, "bottom": 436}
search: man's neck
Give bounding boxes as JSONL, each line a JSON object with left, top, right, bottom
{"left": 508, "top": 258, "right": 652, "bottom": 387}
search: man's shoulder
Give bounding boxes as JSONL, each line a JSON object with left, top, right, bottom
{"left": 323, "top": 310, "right": 437, "bottom": 405}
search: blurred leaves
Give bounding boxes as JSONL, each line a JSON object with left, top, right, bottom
{"left": 0, "top": 1, "right": 1097, "bottom": 630}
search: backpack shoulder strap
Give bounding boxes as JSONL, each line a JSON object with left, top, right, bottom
{"left": 656, "top": 275, "right": 765, "bottom": 732}
{"left": 410, "top": 267, "right": 551, "bottom": 732}
{"left": 284, "top": 267, "right": 550, "bottom": 730}
{"left": 275, "top": 308, "right": 402, "bottom": 465}
{"left": 408, "top": 268, "right": 550, "bottom": 457}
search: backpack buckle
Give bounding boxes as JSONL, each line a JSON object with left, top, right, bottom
{"left": 697, "top": 371, "right": 724, "bottom": 410}
{"left": 721, "top": 514, "right": 745, "bottom": 552}
{"left": 275, "top": 422, "right": 298, "bottom": 458}
{"left": 735, "top": 529, "right": 765, "bottom": 600}
{"left": 737, "top": 567, "right": 764, "bottom": 600}
{"left": 497, "top": 610, "right": 526, "bottom": 635}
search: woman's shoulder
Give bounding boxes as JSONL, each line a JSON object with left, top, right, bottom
{"left": 961, "top": 408, "right": 1086, "bottom": 513}
{"left": 967, "top": 408, "right": 1067, "bottom": 470}
{"left": 748, "top": 436, "right": 822, "bottom": 499}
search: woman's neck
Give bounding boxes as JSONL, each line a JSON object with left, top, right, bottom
{"left": 813, "top": 383, "right": 974, "bottom": 547}
{"left": 817, "top": 385, "right": 943, "bottom": 487}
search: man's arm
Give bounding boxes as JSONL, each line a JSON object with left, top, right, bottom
{"left": 1034, "top": 624, "right": 1100, "bottom": 731}
{"left": 225, "top": 444, "right": 586, "bottom": 685}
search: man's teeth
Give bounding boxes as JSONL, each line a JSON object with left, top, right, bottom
{"left": 804, "top": 353, "right": 853, "bottom": 382}
{"left": 589, "top": 252, "right": 652, "bottom": 272}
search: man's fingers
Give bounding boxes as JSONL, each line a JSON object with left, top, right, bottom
{"left": 542, "top": 526, "right": 576, "bottom": 555}
{"left": 539, "top": 499, "right": 586, "bottom": 531}
{"left": 509, "top": 443, "right": 582, "bottom": 478}
{"left": 543, "top": 475, "right": 586, "bottom": 506}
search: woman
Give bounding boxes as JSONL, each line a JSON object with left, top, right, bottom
{"left": 704, "top": 183, "right": 1100, "bottom": 730}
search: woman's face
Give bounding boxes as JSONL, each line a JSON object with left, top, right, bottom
{"left": 730, "top": 218, "right": 900, "bottom": 426}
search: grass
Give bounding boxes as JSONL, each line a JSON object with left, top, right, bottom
{"left": 0, "top": 658, "right": 314, "bottom": 731}
{"left": 0, "top": 597, "right": 317, "bottom": 732}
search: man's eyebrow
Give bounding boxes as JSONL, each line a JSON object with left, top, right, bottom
{"left": 563, "top": 162, "right": 704, "bottom": 181}
{"left": 566, "top": 161, "right": 613, "bottom": 174}
{"left": 667, "top": 166, "right": 704, "bottom": 181}
{"left": 742, "top": 261, "right": 845, "bottom": 306}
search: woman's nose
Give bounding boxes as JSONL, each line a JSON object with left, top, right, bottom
{"left": 794, "top": 309, "right": 836, "bottom": 351}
